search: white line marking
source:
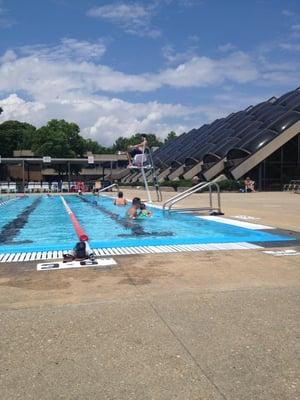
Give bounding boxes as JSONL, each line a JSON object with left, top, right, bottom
{"left": 232, "top": 215, "right": 261, "bottom": 220}
{"left": 263, "top": 249, "right": 300, "bottom": 257}
{"left": 37, "top": 258, "right": 117, "bottom": 271}
{"left": 198, "top": 216, "right": 274, "bottom": 230}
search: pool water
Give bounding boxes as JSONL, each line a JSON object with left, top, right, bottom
{"left": 0, "top": 194, "right": 293, "bottom": 254}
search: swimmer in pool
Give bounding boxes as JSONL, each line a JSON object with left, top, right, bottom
{"left": 138, "top": 203, "right": 152, "bottom": 218}
{"left": 114, "top": 191, "right": 127, "bottom": 206}
{"left": 126, "top": 197, "right": 141, "bottom": 219}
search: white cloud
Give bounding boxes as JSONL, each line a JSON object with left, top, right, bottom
{"left": 1, "top": 40, "right": 298, "bottom": 95}
{"left": 291, "top": 24, "right": 300, "bottom": 31}
{"left": 282, "top": 9, "right": 295, "bottom": 17}
{"left": 0, "top": 94, "right": 46, "bottom": 119}
{"left": 0, "top": 93, "right": 210, "bottom": 145}
{"left": 1, "top": 38, "right": 299, "bottom": 146}
{"left": 278, "top": 42, "right": 300, "bottom": 52}
{"left": 19, "top": 38, "right": 106, "bottom": 61}
{"left": 218, "top": 43, "right": 237, "bottom": 53}
{"left": 87, "top": 3, "right": 160, "bottom": 38}
{"left": 174, "top": 0, "right": 203, "bottom": 6}
{"left": 162, "top": 44, "right": 198, "bottom": 64}
{"left": 0, "top": 45, "right": 263, "bottom": 101}
{"left": 87, "top": 3, "right": 148, "bottom": 20}
{"left": 0, "top": 49, "right": 17, "bottom": 63}
{"left": 158, "top": 52, "right": 258, "bottom": 87}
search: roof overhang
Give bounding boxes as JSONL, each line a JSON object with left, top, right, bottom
{"left": 230, "top": 121, "right": 300, "bottom": 180}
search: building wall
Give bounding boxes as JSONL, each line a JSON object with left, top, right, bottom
{"left": 247, "top": 133, "right": 300, "bottom": 190}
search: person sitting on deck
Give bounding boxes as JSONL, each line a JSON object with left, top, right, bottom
{"left": 114, "top": 191, "right": 127, "bottom": 206}
{"left": 244, "top": 177, "right": 256, "bottom": 193}
{"left": 126, "top": 197, "right": 141, "bottom": 219}
{"left": 63, "top": 241, "right": 95, "bottom": 262}
{"left": 127, "top": 135, "right": 148, "bottom": 167}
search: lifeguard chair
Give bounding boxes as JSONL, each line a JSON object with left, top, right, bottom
{"left": 132, "top": 152, "right": 151, "bottom": 169}
{"left": 129, "top": 146, "right": 162, "bottom": 203}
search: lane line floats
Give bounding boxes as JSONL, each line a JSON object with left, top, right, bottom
{"left": 60, "top": 196, "right": 88, "bottom": 241}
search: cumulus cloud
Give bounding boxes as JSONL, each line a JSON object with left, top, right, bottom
{"left": 1, "top": 38, "right": 299, "bottom": 145}
{"left": 162, "top": 44, "right": 198, "bottom": 65}
{"left": 0, "top": 93, "right": 210, "bottom": 145}
{"left": 158, "top": 52, "right": 258, "bottom": 87}
{"left": 0, "top": 49, "right": 17, "bottom": 63}
{"left": 87, "top": 3, "right": 160, "bottom": 38}
{"left": 0, "top": 43, "right": 264, "bottom": 101}
{"left": 218, "top": 43, "right": 237, "bottom": 53}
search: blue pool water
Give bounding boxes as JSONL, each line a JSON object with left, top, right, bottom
{"left": 0, "top": 194, "right": 294, "bottom": 254}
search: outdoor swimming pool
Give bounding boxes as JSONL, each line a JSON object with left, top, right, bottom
{"left": 0, "top": 194, "right": 294, "bottom": 255}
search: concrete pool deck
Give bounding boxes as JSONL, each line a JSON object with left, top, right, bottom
{"left": 1, "top": 191, "right": 299, "bottom": 399}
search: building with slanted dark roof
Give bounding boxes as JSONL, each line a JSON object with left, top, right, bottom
{"left": 124, "top": 87, "right": 300, "bottom": 190}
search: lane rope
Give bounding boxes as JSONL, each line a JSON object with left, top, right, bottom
{"left": 60, "top": 196, "right": 89, "bottom": 241}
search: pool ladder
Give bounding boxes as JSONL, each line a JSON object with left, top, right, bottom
{"left": 162, "top": 176, "right": 224, "bottom": 214}
{"left": 97, "top": 183, "right": 119, "bottom": 194}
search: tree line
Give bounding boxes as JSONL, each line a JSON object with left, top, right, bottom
{"left": 0, "top": 119, "right": 177, "bottom": 158}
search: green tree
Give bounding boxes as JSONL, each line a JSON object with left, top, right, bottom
{"left": 84, "top": 138, "right": 109, "bottom": 154}
{"left": 33, "top": 119, "right": 85, "bottom": 157}
{"left": 164, "top": 131, "right": 177, "bottom": 144}
{"left": 0, "top": 120, "right": 36, "bottom": 156}
{"left": 111, "top": 133, "right": 163, "bottom": 152}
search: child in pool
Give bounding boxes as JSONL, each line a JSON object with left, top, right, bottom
{"left": 138, "top": 203, "right": 152, "bottom": 218}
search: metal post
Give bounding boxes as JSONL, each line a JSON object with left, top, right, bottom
{"left": 68, "top": 161, "right": 71, "bottom": 192}
{"left": 141, "top": 167, "right": 152, "bottom": 203}
{"left": 27, "top": 162, "right": 30, "bottom": 182}
{"left": 209, "top": 185, "right": 212, "bottom": 210}
{"left": 216, "top": 184, "right": 221, "bottom": 213}
{"left": 258, "top": 163, "right": 263, "bottom": 191}
{"left": 22, "top": 160, "right": 25, "bottom": 193}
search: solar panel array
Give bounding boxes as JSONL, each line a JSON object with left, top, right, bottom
{"left": 151, "top": 87, "right": 300, "bottom": 180}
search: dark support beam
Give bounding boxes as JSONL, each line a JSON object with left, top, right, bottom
{"left": 68, "top": 161, "right": 71, "bottom": 192}
{"left": 258, "top": 163, "right": 262, "bottom": 191}
{"left": 27, "top": 162, "right": 30, "bottom": 182}
{"left": 22, "top": 160, "right": 25, "bottom": 193}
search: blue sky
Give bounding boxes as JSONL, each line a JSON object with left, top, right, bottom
{"left": 0, "top": 0, "right": 300, "bottom": 145}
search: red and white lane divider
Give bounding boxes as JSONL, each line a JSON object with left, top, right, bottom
{"left": 60, "top": 196, "right": 88, "bottom": 241}
{"left": 59, "top": 195, "right": 96, "bottom": 260}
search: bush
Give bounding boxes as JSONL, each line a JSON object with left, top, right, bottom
{"left": 218, "top": 179, "right": 243, "bottom": 191}
{"left": 119, "top": 178, "right": 242, "bottom": 192}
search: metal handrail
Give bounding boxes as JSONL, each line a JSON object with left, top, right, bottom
{"left": 98, "top": 183, "right": 118, "bottom": 194}
{"left": 162, "top": 181, "right": 207, "bottom": 210}
{"left": 163, "top": 180, "right": 222, "bottom": 213}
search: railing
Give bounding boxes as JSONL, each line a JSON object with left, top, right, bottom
{"left": 283, "top": 180, "right": 300, "bottom": 193}
{"left": 98, "top": 183, "right": 118, "bottom": 194}
{"left": 163, "top": 178, "right": 223, "bottom": 214}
